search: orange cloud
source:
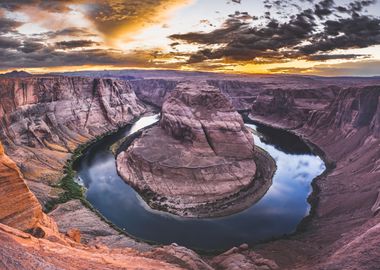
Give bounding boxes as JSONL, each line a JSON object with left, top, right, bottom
{"left": 86, "top": 0, "right": 193, "bottom": 45}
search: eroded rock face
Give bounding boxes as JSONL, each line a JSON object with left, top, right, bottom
{"left": 0, "top": 76, "right": 146, "bottom": 205}
{"left": 116, "top": 81, "right": 271, "bottom": 217}
{"left": 0, "top": 141, "right": 54, "bottom": 232}
{"left": 250, "top": 85, "right": 380, "bottom": 270}
{"left": 130, "top": 79, "right": 178, "bottom": 107}
{"left": 160, "top": 81, "right": 255, "bottom": 159}
{"left": 0, "top": 223, "right": 184, "bottom": 270}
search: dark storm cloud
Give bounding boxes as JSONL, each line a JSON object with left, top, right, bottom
{"left": 18, "top": 41, "right": 45, "bottom": 53}
{"left": 170, "top": 18, "right": 249, "bottom": 45}
{"left": 0, "top": 0, "right": 77, "bottom": 12}
{"left": 300, "top": 15, "right": 380, "bottom": 54}
{"left": 170, "top": 0, "right": 380, "bottom": 64}
{"left": 55, "top": 40, "right": 99, "bottom": 49}
{"left": 0, "top": 18, "right": 23, "bottom": 34}
{"left": 0, "top": 46, "right": 160, "bottom": 70}
{"left": 314, "top": 0, "right": 335, "bottom": 18}
{"left": 0, "top": 36, "right": 21, "bottom": 49}
{"left": 171, "top": 9, "right": 317, "bottom": 63}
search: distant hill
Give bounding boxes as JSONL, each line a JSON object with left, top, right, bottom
{"left": 0, "top": 70, "right": 33, "bottom": 78}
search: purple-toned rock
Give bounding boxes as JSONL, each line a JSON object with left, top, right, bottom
{"left": 116, "top": 81, "right": 272, "bottom": 217}
{"left": 0, "top": 76, "right": 146, "bottom": 205}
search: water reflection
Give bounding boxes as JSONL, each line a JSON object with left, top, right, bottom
{"left": 74, "top": 115, "right": 325, "bottom": 250}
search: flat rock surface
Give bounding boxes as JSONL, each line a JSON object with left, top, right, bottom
{"left": 49, "top": 200, "right": 152, "bottom": 251}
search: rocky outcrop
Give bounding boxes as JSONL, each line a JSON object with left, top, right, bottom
{"left": 0, "top": 76, "right": 146, "bottom": 206}
{"left": 147, "top": 243, "right": 279, "bottom": 270}
{"left": 0, "top": 75, "right": 280, "bottom": 270}
{"left": 0, "top": 223, "right": 183, "bottom": 270}
{"left": 49, "top": 199, "right": 151, "bottom": 250}
{"left": 209, "top": 244, "right": 279, "bottom": 270}
{"left": 117, "top": 81, "right": 275, "bottom": 217}
{"left": 0, "top": 141, "right": 56, "bottom": 232}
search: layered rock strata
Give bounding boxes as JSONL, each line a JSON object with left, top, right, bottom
{"left": 117, "top": 81, "right": 274, "bottom": 217}
{"left": 250, "top": 86, "right": 380, "bottom": 270}
{"left": 0, "top": 76, "right": 145, "bottom": 206}
{"left": 0, "top": 76, "right": 147, "bottom": 247}
{"left": 0, "top": 142, "right": 55, "bottom": 232}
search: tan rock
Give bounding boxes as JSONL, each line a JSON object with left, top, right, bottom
{"left": 67, "top": 228, "right": 81, "bottom": 243}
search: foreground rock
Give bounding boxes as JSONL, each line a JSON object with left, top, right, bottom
{"left": 50, "top": 199, "right": 151, "bottom": 251}
{"left": 0, "top": 142, "right": 56, "bottom": 233}
{"left": 117, "top": 81, "right": 274, "bottom": 217}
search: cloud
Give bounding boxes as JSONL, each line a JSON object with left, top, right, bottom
{"left": 0, "top": 0, "right": 78, "bottom": 12}
{"left": 55, "top": 40, "right": 99, "bottom": 49}
{"left": 170, "top": 9, "right": 317, "bottom": 63}
{"left": 170, "top": 0, "right": 380, "bottom": 64}
{"left": 0, "top": 0, "right": 379, "bottom": 74}
{"left": 0, "top": 17, "right": 23, "bottom": 34}
{"left": 0, "top": 45, "right": 173, "bottom": 70}
{"left": 83, "top": 0, "right": 193, "bottom": 44}
{"left": 269, "top": 59, "right": 380, "bottom": 76}
{"left": 314, "top": 0, "right": 334, "bottom": 19}
{"left": 1, "top": 1, "right": 192, "bottom": 43}
{"left": 18, "top": 40, "right": 45, "bottom": 53}
{"left": 0, "top": 36, "right": 21, "bottom": 49}
{"left": 43, "top": 27, "right": 95, "bottom": 39}
{"left": 304, "top": 53, "right": 370, "bottom": 61}
{"left": 299, "top": 15, "right": 380, "bottom": 54}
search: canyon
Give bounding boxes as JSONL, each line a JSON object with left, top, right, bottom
{"left": 0, "top": 71, "right": 379, "bottom": 269}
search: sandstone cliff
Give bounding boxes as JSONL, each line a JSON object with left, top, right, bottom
{"left": 250, "top": 85, "right": 380, "bottom": 270}
{"left": 0, "top": 76, "right": 146, "bottom": 205}
{"left": 0, "top": 141, "right": 46, "bottom": 231}
{"left": 130, "top": 79, "right": 178, "bottom": 107}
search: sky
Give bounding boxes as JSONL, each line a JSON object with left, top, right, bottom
{"left": 0, "top": 0, "right": 379, "bottom": 76}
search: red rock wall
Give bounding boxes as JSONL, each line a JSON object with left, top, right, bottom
{"left": 0, "top": 141, "right": 44, "bottom": 231}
